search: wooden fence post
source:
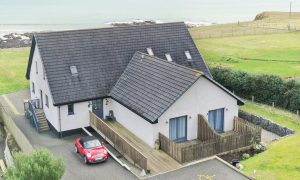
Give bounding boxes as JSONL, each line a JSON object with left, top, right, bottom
{"left": 252, "top": 96, "right": 254, "bottom": 103}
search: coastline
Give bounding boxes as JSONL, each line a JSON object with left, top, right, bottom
{"left": 0, "top": 20, "right": 215, "bottom": 49}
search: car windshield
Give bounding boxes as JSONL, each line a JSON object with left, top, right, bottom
{"left": 83, "top": 139, "right": 101, "bottom": 149}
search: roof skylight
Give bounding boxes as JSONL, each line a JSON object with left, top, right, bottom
{"left": 185, "top": 51, "right": 192, "bottom": 60}
{"left": 147, "top": 48, "right": 154, "bottom": 56}
{"left": 165, "top": 53, "right": 172, "bottom": 62}
{"left": 70, "top": 66, "right": 78, "bottom": 76}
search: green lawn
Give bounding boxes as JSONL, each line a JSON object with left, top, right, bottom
{"left": 240, "top": 102, "right": 300, "bottom": 179}
{"left": 0, "top": 48, "right": 29, "bottom": 95}
{"left": 194, "top": 31, "right": 300, "bottom": 78}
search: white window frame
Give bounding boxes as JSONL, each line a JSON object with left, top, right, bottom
{"left": 45, "top": 94, "right": 49, "bottom": 108}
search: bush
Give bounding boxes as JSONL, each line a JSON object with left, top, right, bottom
{"left": 242, "top": 153, "right": 250, "bottom": 160}
{"left": 4, "top": 149, "right": 65, "bottom": 180}
{"left": 211, "top": 67, "right": 300, "bottom": 112}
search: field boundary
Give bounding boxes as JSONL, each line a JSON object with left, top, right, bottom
{"left": 0, "top": 102, "right": 34, "bottom": 153}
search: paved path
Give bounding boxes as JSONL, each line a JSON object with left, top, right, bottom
{"left": 0, "top": 89, "right": 136, "bottom": 180}
{"left": 261, "top": 129, "right": 280, "bottom": 143}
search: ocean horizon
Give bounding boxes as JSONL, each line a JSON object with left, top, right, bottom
{"left": 1, "top": 0, "right": 300, "bottom": 35}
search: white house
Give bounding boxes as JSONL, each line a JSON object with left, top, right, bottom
{"left": 26, "top": 22, "right": 244, "bottom": 147}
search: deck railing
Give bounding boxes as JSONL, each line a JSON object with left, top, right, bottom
{"left": 159, "top": 115, "right": 261, "bottom": 163}
{"left": 89, "top": 111, "right": 148, "bottom": 171}
{"left": 27, "top": 100, "right": 40, "bottom": 131}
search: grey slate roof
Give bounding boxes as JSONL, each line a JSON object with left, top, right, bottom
{"left": 110, "top": 52, "right": 202, "bottom": 123}
{"left": 26, "top": 22, "right": 211, "bottom": 106}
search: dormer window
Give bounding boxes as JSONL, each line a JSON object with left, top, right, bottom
{"left": 185, "top": 51, "right": 192, "bottom": 60}
{"left": 70, "top": 66, "right": 78, "bottom": 76}
{"left": 165, "top": 53, "right": 172, "bottom": 62}
{"left": 147, "top": 48, "right": 154, "bottom": 56}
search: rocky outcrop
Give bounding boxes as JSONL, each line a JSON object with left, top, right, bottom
{"left": 0, "top": 33, "right": 32, "bottom": 49}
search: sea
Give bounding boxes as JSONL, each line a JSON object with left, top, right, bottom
{"left": 0, "top": 0, "right": 300, "bottom": 36}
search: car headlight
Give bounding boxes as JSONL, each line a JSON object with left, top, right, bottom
{"left": 103, "top": 150, "right": 107, "bottom": 154}
{"left": 86, "top": 153, "right": 91, "bottom": 158}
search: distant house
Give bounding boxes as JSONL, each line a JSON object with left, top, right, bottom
{"left": 26, "top": 22, "right": 244, "bottom": 148}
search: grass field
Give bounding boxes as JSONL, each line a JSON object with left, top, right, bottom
{"left": 241, "top": 102, "right": 300, "bottom": 180}
{"left": 190, "top": 12, "right": 300, "bottom": 39}
{"left": 0, "top": 48, "right": 30, "bottom": 95}
{"left": 194, "top": 31, "right": 300, "bottom": 78}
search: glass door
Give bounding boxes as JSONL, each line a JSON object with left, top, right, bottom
{"left": 169, "top": 116, "right": 187, "bottom": 142}
{"left": 208, "top": 108, "right": 224, "bottom": 133}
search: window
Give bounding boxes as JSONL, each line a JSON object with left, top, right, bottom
{"left": 185, "top": 51, "right": 192, "bottom": 60}
{"left": 43, "top": 66, "right": 45, "bottom": 80}
{"left": 45, "top": 94, "right": 49, "bottom": 108}
{"left": 32, "top": 82, "right": 35, "bottom": 93}
{"left": 169, "top": 116, "right": 187, "bottom": 142}
{"left": 165, "top": 53, "right": 172, "bottom": 62}
{"left": 208, "top": 108, "right": 224, "bottom": 133}
{"left": 68, "top": 104, "right": 74, "bottom": 115}
{"left": 146, "top": 48, "right": 154, "bottom": 56}
{"left": 35, "top": 61, "right": 38, "bottom": 74}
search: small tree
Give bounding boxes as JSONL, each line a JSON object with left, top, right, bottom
{"left": 4, "top": 149, "right": 65, "bottom": 180}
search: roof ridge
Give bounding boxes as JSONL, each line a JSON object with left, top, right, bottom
{"left": 135, "top": 51, "right": 203, "bottom": 75}
{"left": 35, "top": 22, "right": 185, "bottom": 36}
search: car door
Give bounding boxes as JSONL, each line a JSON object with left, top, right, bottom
{"left": 78, "top": 141, "right": 85, "bottom": 156}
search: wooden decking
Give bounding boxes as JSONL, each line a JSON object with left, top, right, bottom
{"left": 104, "top": 120, "right": 181, "bottom": 174}
{"left": 90, "top": 113, "right": 181, "bottom": 175}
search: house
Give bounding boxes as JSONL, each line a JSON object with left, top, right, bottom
{"left": 26, "top": 22, "right": 244, "bottom": 148}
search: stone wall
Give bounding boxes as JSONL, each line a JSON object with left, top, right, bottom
{"left": 238, "top": 110, "right": 295, "bottom": 137}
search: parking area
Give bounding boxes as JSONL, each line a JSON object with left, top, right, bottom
{"left": 148, "top": 158, "right": 251, "bottom": 180}
{"left": 0, "top": 90, "right": 136, "bottom": 180}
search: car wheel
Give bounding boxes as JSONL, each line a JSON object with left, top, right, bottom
{"left": 84, "top": 157, "right": 88, "bottom": 164}
{"left": 75, "top": 146, "right": 78, "bottom": 153}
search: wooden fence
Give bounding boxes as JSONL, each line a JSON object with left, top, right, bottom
{"left": 160, "top": 115, "right": 261, "bottom": 163}
{"left": 89, "top": 112, "right": 148, "bottom": 171}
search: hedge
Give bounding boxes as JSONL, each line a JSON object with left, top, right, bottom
{"left": 210, "top": 67, "right": 300, "bottom": 112}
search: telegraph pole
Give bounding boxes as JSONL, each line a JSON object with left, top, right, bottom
{"left": 290, "top": 1, "right": 292, "bottom": 18}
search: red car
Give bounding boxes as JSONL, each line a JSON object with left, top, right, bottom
{"left": 75, "top": 136, "right": 108, "bottom": 164}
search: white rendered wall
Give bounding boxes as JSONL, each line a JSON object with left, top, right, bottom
{"left": 59, "top": 102, "right": 92, "bottom": 131}
{"left": 154, "top": 77, "right": 239, "bottom": 141}
{"left": 29, "top": 45, "right": 59, "bottom": 131}
{"left": 103, "top": 98, "right": 155, "bottom": 148}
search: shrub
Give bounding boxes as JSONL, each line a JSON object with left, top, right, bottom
{"left": 4, "top": 149, "right": 65, "bottom": 180}
{"left": 242, "top": 153, "right": 250, "bottom": 160}
{"left": 211, "top": 67, "right": 300, "bottom": 112}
